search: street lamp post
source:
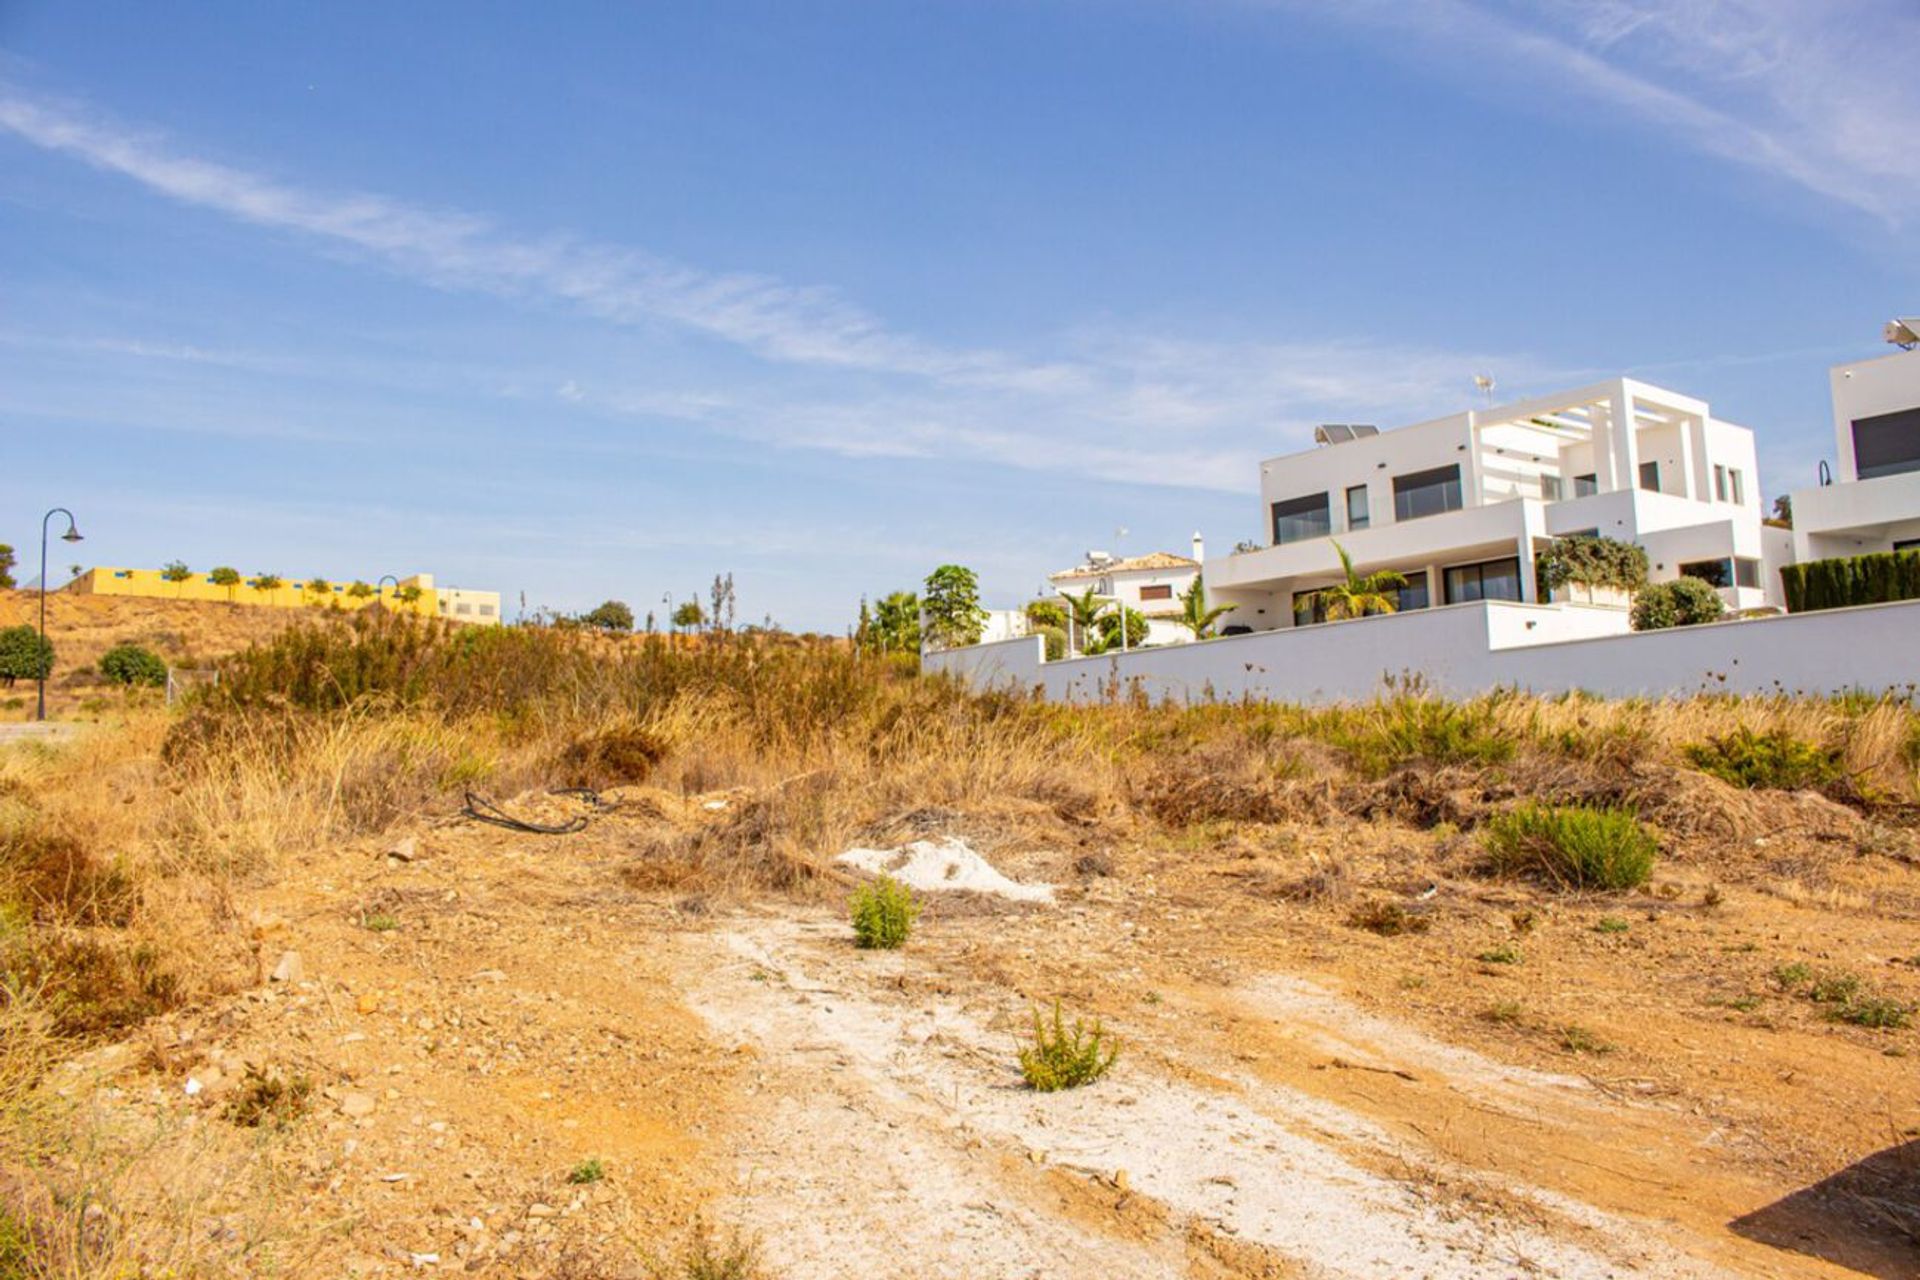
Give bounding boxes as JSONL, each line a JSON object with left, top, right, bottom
{"left": 377, "top": 575, "right": 400, "bottom": 612}
{"left": 36, "top": 508, "right": 83, "bottom": 722}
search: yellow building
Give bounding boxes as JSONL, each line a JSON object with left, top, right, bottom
{"left": 67, "top": 568, "right": 503, "bottom": 624}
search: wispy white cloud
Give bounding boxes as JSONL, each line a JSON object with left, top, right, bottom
{"left": 0, "top": 82, "right": 1549, "bottom": 492}
{"left": 1270, "top": 0, "right": 1920, "bottom": 224}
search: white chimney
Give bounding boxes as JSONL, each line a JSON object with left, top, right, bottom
{"left": 1191, "top": 531, "right": 1205, "bottom": 564}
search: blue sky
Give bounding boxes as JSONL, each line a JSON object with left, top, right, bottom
{"left": 3, "top": 1, "right": 1916, "bottom": 629}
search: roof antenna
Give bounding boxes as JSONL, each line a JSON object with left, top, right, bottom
{"left": 1473, "top": 373, "right": 1496, "bottom": 406}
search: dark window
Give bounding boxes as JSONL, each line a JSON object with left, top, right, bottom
{"left": 1639, "top": 460, "right": 1660, "bottom": 492}
{"left": 1573, "top": 473, "right": 1598, "bottom": 497}
{"left": 1853, "top": 407, "right": 1920, "bottom": 480}
{"left": 1346, "top": 484, "right": 1370, "bottom": 531}
{"left": 1443, "top": 557, "right": 1522, "bottom": 604}
{"left": 1729, "top": 468, "right": 1745, "bottom": 505}
{"left": 1678, "top": 558, "right": 1732, "bottom": 588}
{"left": 1897, "top": 538, "right": 1920, "bottom": 552}
{"left": 1396, "top": 574, "right": 1430, "bottom": 612}
{"left": 1540, "top": 475, "right": 1563, "bottom": 501}
{"left": 1561, "top": 527, "right": 1600, "bottom": 540}
{"left": 1734, "top": 558, "right": 1761, "bottom": 589}
{"left": 1138, "top": 584, "right": 1173, "bottom": 601}
{"left": 1713, "top": 464, "right": 1728, "bottom": 501}
{"left": 1291, "top": 589, "right": 1327, "bottom": 628}
{"left": 1271, "top": 492, "right": 1332, "bottom": 545}
{"left": 1392, "top": 464, "right": 1463, "bottom": 521}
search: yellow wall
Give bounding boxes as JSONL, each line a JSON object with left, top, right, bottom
{"left": 70, "top": 568, "right": 441, "bottom": 616}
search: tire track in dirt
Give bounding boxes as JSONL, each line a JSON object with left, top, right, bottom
{"left": 676, "top": 912, "right": 1739, "bottom": 1280}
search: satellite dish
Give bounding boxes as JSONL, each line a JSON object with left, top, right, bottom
{"left": 1885, "top": 318, "right": 1920, "bottom": 350}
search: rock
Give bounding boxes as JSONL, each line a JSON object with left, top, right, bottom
{"left": 341, "top": 1092, "right": 378, "bottom": 1119}
{"left": 357, "top": 993, "right": 381, "bottom": 1015}
{"left": 525, "top": 1203, "right": 554, "bottom": 1219}
{"left": 387, "top": 835, "right": 419, "bottom": 863}
{"left": 270, "top": 951, "right": 305, "bottom": 984}
{"left": 1113, "top": 1168, "right": 1130, "bottom": 1192}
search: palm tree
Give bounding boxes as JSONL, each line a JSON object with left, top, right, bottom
{"left": 1176, "top": 575, "right": 1236, "bottom": 639}
{"left": 1062, "top": 586, "right": 1107, "bottom": 655}
{"left": 1319, "top": 542, "right": 1407, "bottom": 621}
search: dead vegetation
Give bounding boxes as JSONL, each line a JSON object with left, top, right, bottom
{"left": 2, "top": 608, "right": 1918, "bottom": 1275}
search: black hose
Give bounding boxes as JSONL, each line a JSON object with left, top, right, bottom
{"left": 461, "top": 788, "right": 605, "bottom": 835}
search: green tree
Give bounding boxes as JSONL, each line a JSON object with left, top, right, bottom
{"left": 305, "top": 577, "right": 332, "bottom": 605}
{"left": 1536, "top": 536, "right": 1647, "bottom": 603}
{"left": 346, "top": 580, "right": 375, "bottom": 601}
{"left": 0, "top": 625, "right": 53, "bottom": 687}
{"left": 1092, "top": 606, "right": 1148, "bottom": 652}
{"left": 100, "top": 643, "right": 167, "bottom": 688}
{"left": 1319, "top": 542, "right": 1407, "bottom": 621}
{"left": 1769, "top": 494, "right": 1793, "bottom": 529}
{"left": 161, "top": 560, "right": 193, "bottom": 596}
{"left": 1175, "top": 575, "right": 1235, "bottom": 639}
{"left": 582, "top": 600, "right": 635, "bottom": 631}
{"left": 1630, "top": 578, "right": 1726, "bottom": 631}
{"left": 921, "top": 565, "right": 988, "bottom": 649}
{"left": 249, "top": 572, "right": 284, "bottom": 595}
{"left": 671, "top": 600, "right": 706, "bottom": 630}
{"left": 870, "top": 591, "right": 921, "bottom": 653}
{"left": 210, "top": 566, "right": 242, "bottom": 603}
{"left": 396, "top": 584, "right": 424, "bottom": 607}
{"left": 1025, "top": 598, "right": 1068, "bottom": 631}
{"left": 0, "top": 544, "right": 16, "bottom": 590}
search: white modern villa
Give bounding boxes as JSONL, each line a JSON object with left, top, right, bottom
{"left": 1786, "top": 332, "right": 1920, "bottom": 562}
{"left": 1207, "top": 377, "right": 1786, "bottom": 633}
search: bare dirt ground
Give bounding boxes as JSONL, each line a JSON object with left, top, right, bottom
{"left": 33, "top": 776, "right": 1918, "bottom": 1279}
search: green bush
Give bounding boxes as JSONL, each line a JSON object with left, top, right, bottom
{"left": 1483, "top": 802, "right": 1657, "bottom": 890}
{"left": 1094, "top": 606, "right": 1149, "bottom": 651}
{"left": 1685, "top": 726, "right": 1841, "bottom": 791}
{"left": 849, "top": 874, "right": 920, "bottom": 949}
{"left": 1034, "top": 624, "right": 1068, "bottom": 661}
{"left": 1025, "top": 598, "right": 1068, "bottom": 631}
{"left": 1781, "top": 548, "right": 1920, "bottom": 613}
{"left": 1536, "top": 535, "right": 1648, "bottom": 599}
{"left": 1322, "top": 695, "right": 1516, "bottom": 776}
{"left": 0, "top": 625, "right": 53, "bottom": 686}
{"left": 100, "top": 643, "right": 168, "bottom": 688}
{"left": 1630, "top": 578, "right": 1725, "bottom": 631}
{"left": 1018, "top": 1000, "right": 1119, "bottom": 1091}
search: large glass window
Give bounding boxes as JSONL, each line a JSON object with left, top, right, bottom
{"left": 1540, "top": 474, "right": 1563, "bottom": 501}
{"left": 1395, "top": 574, "right": 1430, "bottom": 612}
{"left": 1346, "top": 484, "right": 1370, "bottom": 531}
{"left": 1392, "top": 464, "right": 1463, "bottom": 521}
{"left": 1271, "top": 492, "right": 1332, "bottom": 545}
{"left": 1443, "top": 557, "right": 1522, "bottom": 604}
{"left": 1573, "top": 473, "right": 1598, "bottom": 498}
{"left": 1853, "top": 407, "right": 1920, "bottom": 480}
{"left": 1679, "top": 558, "right": 1732, "bottom": 588}
{"left": 1734, "top": 559, "right": 1761, "bottom": 589}
{"left": 1291, "top": 589, "right": 1327, "bottom": 628}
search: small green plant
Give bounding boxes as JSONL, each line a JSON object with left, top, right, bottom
{"left": 1685, "top": 727, "right": 1842, "bottom": 791}
{"left": 1346, "top": 900, "right": 1431, "bottom": 936}
{"left": 567, "top": 1158, "right": 606, "bottom": 1185}
{"left": 1481, "top": 1000, "right": 1524, "bottom": 1026}
{"left": 1557, "top": 1024, "right": 1613, "bottom": 1054}
{"left": 1019, "top": 1000, "right": 1119, "bottom": 1092}
{"left": 653, "top": 1223, "right": 763, "bottom": 1280}
{"left": 100, "top": 643, "right": 168, "bottom": 688}
{"left": 1477, "top": 942, "right": 1521, "bottom": 965}
{"left": 1594, "top": 916, "right": 1630, "bottom": 934}
{"left": 1837, "top": 997, "right": 1913, "bottom": 1030}
{"left": 1808, "top": 971, "right": 1862, "bottom": 1006}
{"left": 361, "top": 912, "right": 399, "bottom": 932}
{"left": 1483, "top": 802, "right": 1657, "bottom": 890}
{"left": 1771, "top": 962, "right": 1814, "bottom": 989}
{"left": 849, "top": 874, "right": 920, "bottom": 950}
{"left": 224, "top": 1067, "right": 313, "bottom": 1129}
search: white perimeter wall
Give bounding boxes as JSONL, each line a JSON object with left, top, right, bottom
{"left": 925, "top": 598, "right": 1920, "bottom": 703}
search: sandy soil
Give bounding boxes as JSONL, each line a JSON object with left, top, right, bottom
{"left": 21, "top": 768, "right": 1916, "bottom": 1279}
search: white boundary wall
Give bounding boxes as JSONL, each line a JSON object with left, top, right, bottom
{"left": 924, "top": 599, "right": 1920, "bottom": 703}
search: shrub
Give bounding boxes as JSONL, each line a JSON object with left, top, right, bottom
{"left": 849, "top": 874, "right": 920, "bottom": 949}
{"left": 0, "top": 626, "right": 53, "bottom": 686}
{"left": 224, "top": 1067, "right": 312, "bottom": 1128}
{"left": 1685, "top": 726, "right": 1841, "bottom": 791}
{"left": 1034, "top": 624, "right": 1068, "bottom": 661}
{"left": 567, "top": 1158, "right": 606, "bottom": 1185}
{"left": 99, "top": 643, "right": 167, "bottom": 688}
{"left": 1025, "top": 598, "right": 1067, "bottom": 631}
{"left": 1781, "top": 548, "right": 1920, "bottom": 613}
{"left": 1346, "top": 900, "right": 1430, "bottom": 936}
{"left": 1630, "top": 578, "right": 1725, "bottom": 631}
{"left": 1536, "top": 535, "right": 1648, "bottom": 600}
{"left": 655, "top": 1225, "right": 763, "bottom": 1280}
{"left": 1322, "top": 695, "right": 1515, "bottom": 776}
{"left": 582, "top": 600, "right": 635, "bottom": 632}
{"left": 1019, "top": 1000, "right": 1118, "bottom": 1091}
{"left": 1483, "top": 802, "right": 1657, "bottom": 890}
{"left": 1094, "top": 606, "right": 1149, "bottom": 651}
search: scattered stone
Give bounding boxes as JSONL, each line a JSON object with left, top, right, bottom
{"left": 387, "top": 835, "right": 420, "bottom": 863}
{"left": 469, "top": 970, "right": 507, "bottom": 984}
{"left": 341, "top": 1092, "right": 378, "bottom": 1119}
{"left": 357, "top": 993, "right": 381, "bottom": 1015}
{"left": 270, "top": 951, "right": 305, "bottom": 984}
{"left": 525, "top": 1203, "right": 555, "bottom": 1219}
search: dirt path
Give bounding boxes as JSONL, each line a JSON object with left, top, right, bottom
{"left": 676, "top": 910, "right": 1770, "bottom": 1279}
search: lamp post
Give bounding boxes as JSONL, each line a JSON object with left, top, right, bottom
{"left": 377, "top": 575, "right": 399, "bottom": 612}
{"left": 37, "top": 508, "right": 83, "bottom": 722}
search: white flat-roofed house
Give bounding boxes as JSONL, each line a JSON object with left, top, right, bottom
{"left": 1049, "top": 540, "right": 1203, "bottom": 646}
{"left": 1207, "top": 378, "right": 1781, "bottom": 633}
{"left": 1787, "top": 338, "right": 1920, "bottom": 563}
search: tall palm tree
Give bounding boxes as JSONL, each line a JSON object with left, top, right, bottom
{"left": 1319, "top": 542, "right": 1407, "bottom": 621}
{"left": 1176, "top": 574, "right": 1236, "bottom": 639}
{"left": 1062, "top": 586, "right": 1108, "bottom": 655}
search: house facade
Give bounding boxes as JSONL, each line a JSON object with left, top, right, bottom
{"left": 1206, "top": 378, "right": 1784, "bottom": 633}
{"left": 1787, "top": 341, "right": 1920, "bottom": 563}
{"left": 1049, "top": 541, "right": 1202, "bottom": 646}
{"left": 68, "top": 567, "right": 503, "bottom": 625}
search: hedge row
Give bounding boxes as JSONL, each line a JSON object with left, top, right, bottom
{"left": 1780, "top": 548, "right": 1920, "bottom": 613}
